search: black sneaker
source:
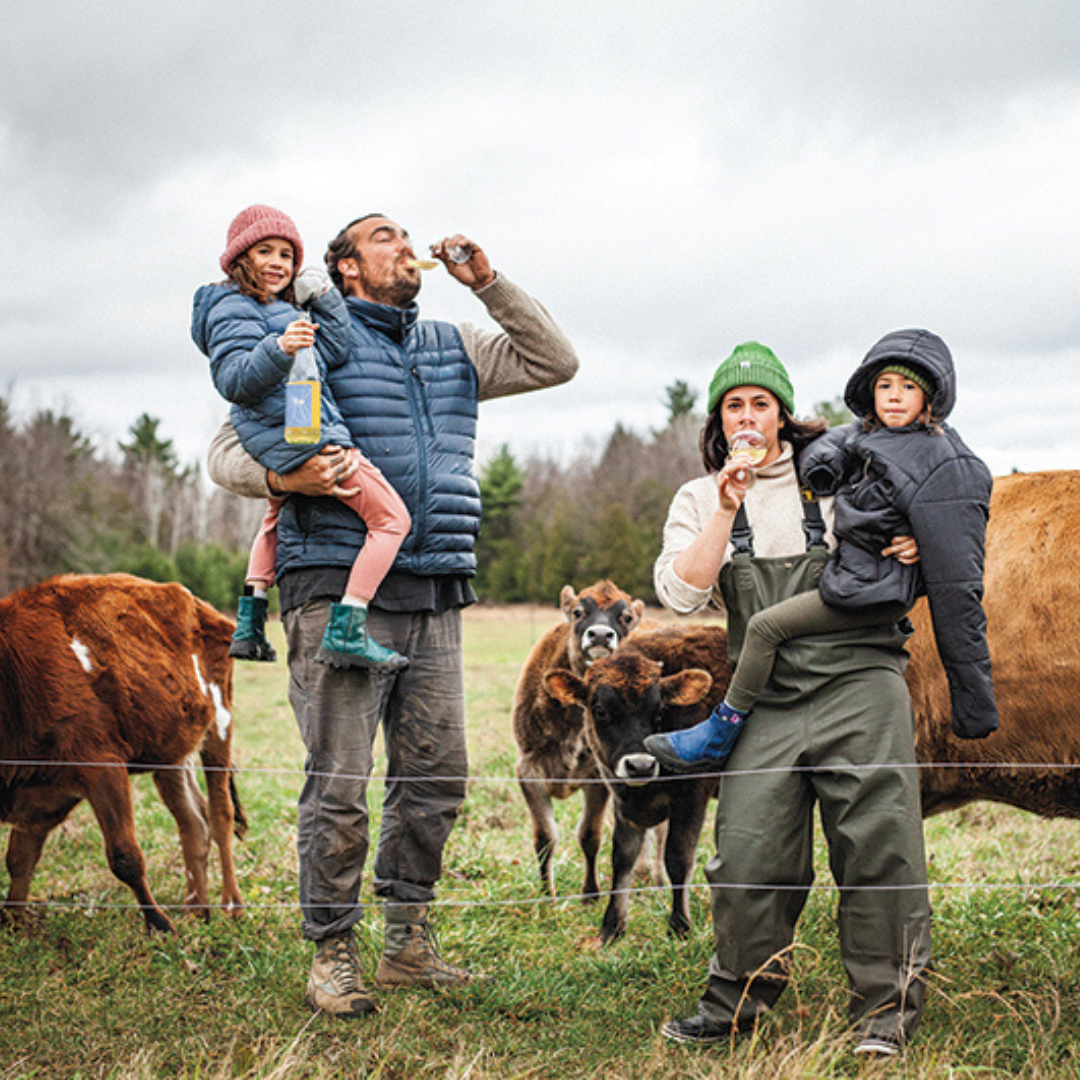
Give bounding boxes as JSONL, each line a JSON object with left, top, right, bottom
{"left": 853, "top": 1033, "right": 902, "bottom": 1057}
{"left": 659, "top": 1012, "right": 738, "bottom": 1045}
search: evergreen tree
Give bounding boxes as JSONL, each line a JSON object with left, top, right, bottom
{"left": 664, "top": 379, "right": 698, "bottom": 423}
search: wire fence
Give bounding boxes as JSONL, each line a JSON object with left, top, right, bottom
{"left": 2, "top": 754, "right": 1079, "bottom": 916}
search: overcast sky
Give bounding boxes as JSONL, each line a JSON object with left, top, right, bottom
{"left": 4, "top": 1, "right": 1079, "bottom": 478}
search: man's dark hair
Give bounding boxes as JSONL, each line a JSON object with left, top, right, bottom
{"left": 324, "top": 213, "right": 387, "bottom": 291}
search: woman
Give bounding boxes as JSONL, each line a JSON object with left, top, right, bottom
{"left": 651, "top": 341, "right": 931, "bottom": 1058}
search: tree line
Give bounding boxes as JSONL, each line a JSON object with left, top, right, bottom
{"left": 0, "top": 387, "right": 849, "bottom": 610}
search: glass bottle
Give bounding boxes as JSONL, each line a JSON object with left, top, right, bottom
{"left": 284, "top": 315, "right": 322, "bottom": 445}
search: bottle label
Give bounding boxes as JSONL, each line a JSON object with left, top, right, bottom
{"left": 285, "top": 380, "right": 322, "bottom": 444}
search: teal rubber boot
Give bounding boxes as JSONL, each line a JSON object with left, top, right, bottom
{"left": 315, "top": 602, "right": 409, "bottom": 673}
{"left": 230, "top": 595, "right": 277, "bottom": 662}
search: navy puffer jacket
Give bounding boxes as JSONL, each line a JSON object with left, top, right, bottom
{"left": 800, "top": 329, "right": 998, "bottom": 739}
{"left": 273, "top": 296, "right": 482, "bottom": 579}
{"left": 191, "top": 283, "right": 354, "bottom": 474}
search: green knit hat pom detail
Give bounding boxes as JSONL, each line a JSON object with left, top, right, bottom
{"left": 875, "top": 364, "right": 935, "bottom": 400}
{"left": 707, "top": 342, "right": 796, "bottom": 416}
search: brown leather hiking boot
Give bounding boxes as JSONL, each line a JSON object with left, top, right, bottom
{"left": 375, "top": 904, "right": 478, "bottom": 989}
{"left": 306, "top": 932, "right": 377, "bottom": 1017}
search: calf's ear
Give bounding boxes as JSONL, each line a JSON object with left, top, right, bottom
{"left": 559, "top": 585, "right": 579, "bottom": 619}
{"left": 660, "top": 669, "right": 712, "bottom": 707}
{"left": 629, "top": 599, "right": 646, "bottom": 629}
{"left": 544, "top": 669, "right": 587, "bottom": 706}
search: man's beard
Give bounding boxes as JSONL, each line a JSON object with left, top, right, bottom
{"left": 358, "top": 263, "right": 421, "bottom": 308}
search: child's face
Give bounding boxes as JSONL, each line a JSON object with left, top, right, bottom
{"left": 874, "top": 372, "right": 927, "bottom": 428}
{"left": 246, "top": 238, "right": 296, "bottom": 296}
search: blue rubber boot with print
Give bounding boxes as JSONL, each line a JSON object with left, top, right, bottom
{"left": 644, "top": 701, "right": 747, "bottom": 773}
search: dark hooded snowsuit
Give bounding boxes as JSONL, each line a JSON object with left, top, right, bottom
{"left": 800, "top": 328, "right": 998, "bottom": 739}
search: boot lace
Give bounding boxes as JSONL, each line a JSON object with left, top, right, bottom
{"left": 415, "top": 919, "right": 470, "bottom": 978}
{"left": 327, "top": 935, "right": 362, "bottom": 992}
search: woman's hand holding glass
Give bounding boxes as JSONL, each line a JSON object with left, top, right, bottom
{"left": 717, "top": 429, "right": 767, "bottom": 512}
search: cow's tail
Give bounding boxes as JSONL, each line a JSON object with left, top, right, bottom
{"left": 229, "top": 771, "right": 249, "bottom": 840}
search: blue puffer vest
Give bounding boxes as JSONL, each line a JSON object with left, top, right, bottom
{"left": 274, "top": 296, "right": 482, "bottom": 577}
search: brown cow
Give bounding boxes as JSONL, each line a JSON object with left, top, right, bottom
{"left": 545, "top": 625, "right": 728, "bottom": 941}
{"left": 910, "top": 469, "right": 1080, "bottom": 817}
{"left": 550, "top": 470, "right": 1080, "bottom": 939}
{"left": 512, "top": 581, "right": 647, "bottom": 897}
{"left": 0, "top": 573, "right": 246, "bottom": 932}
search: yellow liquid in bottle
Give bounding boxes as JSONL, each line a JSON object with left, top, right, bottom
{"left": 285, "top": 379, "right": 322, "bottom": 444}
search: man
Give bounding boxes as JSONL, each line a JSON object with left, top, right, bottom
{"left": 208, "top": 215, "right": 578, "bottom": 1017}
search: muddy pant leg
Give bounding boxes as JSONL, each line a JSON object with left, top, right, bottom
{"left": 699, "top": 707, "right": 816, "bottom": 1026}
{"left": 285, "top": 598, "right": 393, "bottom": 941}
{"left": 371, "top": 608, "right": 469, "bottom": 902}
{"left": 813, "top": 670, "right": 931, "bottom": 1043}
{"left": 727, "top": 593, "right": 909, "bottom": 713}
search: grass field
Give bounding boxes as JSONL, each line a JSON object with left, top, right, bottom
{"left": 2, "top": 603, "right": 1079, "bottom": 1078}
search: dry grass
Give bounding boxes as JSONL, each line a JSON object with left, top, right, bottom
{"left": 1, "top": 601, "right": 1078, "bottom": 1077}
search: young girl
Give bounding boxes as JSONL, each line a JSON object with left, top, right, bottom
{"left": 647, "top": 328, "right": 999, "bottom": 771}
{"left": 192, "top": 204, "right": 411, "bottom": 672}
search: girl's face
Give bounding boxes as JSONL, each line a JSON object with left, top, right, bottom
{"left": 874, "top": 372, "right": 927, "bottom": 428}
{"left": 719, "top": 386, "right": 783, "bottom": 465}
{"left": 246, "top": 238, "right": 296, "bottom": 296}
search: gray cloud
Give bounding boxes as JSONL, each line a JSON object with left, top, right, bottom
{"left": 3, "top": 1, "right": 1079, "bottom": 476}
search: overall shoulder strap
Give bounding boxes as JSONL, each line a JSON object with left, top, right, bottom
{"left": 800, "top": 487, "right": 828, "bottom": 551}
{"left": 730, "top": 503, "right": 755, "bottom": 557}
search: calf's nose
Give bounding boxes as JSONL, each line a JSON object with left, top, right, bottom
{"left": 616, "top": 753, "right": 661, "bottom": 787}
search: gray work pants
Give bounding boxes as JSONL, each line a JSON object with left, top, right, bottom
{"left": 699, "top": 665, "right": 932, "bottom": 1043}
{"left": 284, "top": 599, "right": 469, "bottom": 942}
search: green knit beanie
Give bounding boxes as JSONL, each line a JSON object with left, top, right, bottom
{"left": 707, "top": 342, "right": 796, "bottom": 416}
{"left": 876, "top": 364, "right": 935, "bottom": 400}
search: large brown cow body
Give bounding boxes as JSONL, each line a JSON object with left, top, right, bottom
{"left": 0, "top": 573, "right": 246, "bottom": 931}
{"left": 512, "top": 581, "right": 647, "bottom": 897}
{"left": 909, "top": 469, "right": 1080, "bottom": 817}
{"left": 549, "top": 470, "right": 1080, "bottom": 939}
{"left": 546, "top": 625, "right": 729, "bottom": 942}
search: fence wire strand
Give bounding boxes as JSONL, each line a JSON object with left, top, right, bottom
{"left": 2, "top": 753, "right": 1080, "bottom": 916}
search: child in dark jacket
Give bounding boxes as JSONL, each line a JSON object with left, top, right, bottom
{"left": 647, "top": 328, "right": 999, "bottom": 772}
{"left": 192, "top": 204, "right": 410, "bottom": 673}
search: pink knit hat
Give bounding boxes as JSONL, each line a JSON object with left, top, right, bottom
{"left": 219, "top": 204, "right": 304, "bottom": 273}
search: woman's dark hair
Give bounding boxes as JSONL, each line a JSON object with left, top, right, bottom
{"left": 700, "top": 402, "right": 828, "bottom": 473}
{"left": 225, "top": 250, "right": 296, "bottom": 306}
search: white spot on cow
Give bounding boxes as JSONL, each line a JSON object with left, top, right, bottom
{"left": 70, "top": 637, "right": 93, "bottom": 673}
{"left": 191, "top": 654, "right": 233, "bottom": 740}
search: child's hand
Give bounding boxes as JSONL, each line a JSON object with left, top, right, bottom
{"left": 278, "top": 319, "right": 317, "bottom": 356}
{"left": 882, "top": 535, "right": 920, "bottom": 564}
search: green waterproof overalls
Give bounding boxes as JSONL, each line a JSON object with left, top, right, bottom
{"left": 698, "top": 495, "right": 932, "bottom": 1043}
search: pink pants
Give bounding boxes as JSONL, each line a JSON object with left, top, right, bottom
{"left": 246, "top": 448, "right": 410, "bottom": 602}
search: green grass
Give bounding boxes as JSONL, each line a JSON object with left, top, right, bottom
{"left": 2, "top": 604, "right": 1079, "bottom": 1077}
